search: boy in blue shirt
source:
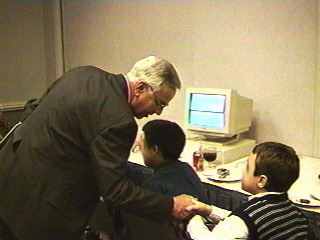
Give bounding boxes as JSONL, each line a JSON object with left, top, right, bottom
{"left": 123, "top": 119, "right": 208, "bottom": 240}
{"left": 139, "top": 119, "right": 208, "bottom": 203}
{"left": 88, "top": 119, "right": 206, "bottom": 240}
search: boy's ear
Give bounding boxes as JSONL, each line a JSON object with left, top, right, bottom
{"left": 151, "top": 145, "right": 163, "bottom": 158}
{"left": 257, "top": 175, "right": 268, "bottom": 189}
{"left": 153, "top": 145, "right": 160, "bottom": 154}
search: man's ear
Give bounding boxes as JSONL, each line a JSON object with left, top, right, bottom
{"left": 257, "top": 175, "right": 268, "bottom": 189}
{"left": 134, "top": 82, "right": 148, "bottom": 95}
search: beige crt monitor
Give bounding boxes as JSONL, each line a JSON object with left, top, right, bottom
{"left": 185, "top": 88, "right": 255, "bottom": 164}
{"left": 185, "top": 88, "right": 253, "bottom": 145}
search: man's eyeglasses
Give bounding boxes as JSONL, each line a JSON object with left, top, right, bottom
{"left": 148, "top": 85, "right": 167, "bottom": 110}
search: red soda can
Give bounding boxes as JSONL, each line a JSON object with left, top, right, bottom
{"left": 193, "top": 151, "right": 204, "bottom": 171}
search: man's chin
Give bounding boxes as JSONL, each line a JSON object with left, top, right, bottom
{"left": 136, "top": 114, "right": 149, "bottom": 119}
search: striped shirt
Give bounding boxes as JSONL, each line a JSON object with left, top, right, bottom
{"left": 232, "top": 192, "right": 309, "bottom": 240}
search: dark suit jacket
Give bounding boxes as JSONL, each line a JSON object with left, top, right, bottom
{"left": 0, "top": 66, "right": 172, "bottom": 239}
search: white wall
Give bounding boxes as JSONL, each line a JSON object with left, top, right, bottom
{"left": 1, "top": 1, "right": 318, "bottom": 157}
{"left": 62, "top": 1, "right": 318, "bottom": 157}
{"left": 0, "top": 1, "right": 62, "bottom": 110}
{"left": 0, "top": 2, "right": 48, "bottom": 109}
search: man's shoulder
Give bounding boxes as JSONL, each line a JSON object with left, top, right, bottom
{"left": 68, "top": 65, "right": 111, "bottom": 75}
{"left": 71, "top": 65, "right": 102, "bottom": 71}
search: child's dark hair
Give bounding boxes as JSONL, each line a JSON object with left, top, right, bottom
{"left": 252, "top": 142, "right": 299, "bottom": 192}
{"left": 142, "top": 119, "right": 186, "bottom": 160}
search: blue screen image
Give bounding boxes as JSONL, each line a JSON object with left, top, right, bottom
{"left": 189, "top": 93, "right": 226, "bottom": 128}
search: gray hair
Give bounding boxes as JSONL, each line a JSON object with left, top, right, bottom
{"left": 126, "top": 56, "right": 181, "bottom": 91}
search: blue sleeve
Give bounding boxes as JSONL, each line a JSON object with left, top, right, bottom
{"left": 141, "top": 177, "right": 166, "bottom": 194}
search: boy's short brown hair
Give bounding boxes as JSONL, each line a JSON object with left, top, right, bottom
{"left": 252, "top": 142, "right": 299, "bottom": 192}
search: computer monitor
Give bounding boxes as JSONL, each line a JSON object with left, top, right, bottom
{"left": 185, "top": 88, "right": 253, "bottom": 143}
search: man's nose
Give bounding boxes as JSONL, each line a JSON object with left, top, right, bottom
{"left": 155, "top": 108, "right": 163, "bottom": 115}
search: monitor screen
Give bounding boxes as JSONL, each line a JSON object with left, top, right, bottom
{"left": 189, "top": 93, "right": 226, "bottom": 129}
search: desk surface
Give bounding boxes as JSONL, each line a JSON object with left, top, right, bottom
{"left": 129, "top": 140, "right": 320, "bottom": 214}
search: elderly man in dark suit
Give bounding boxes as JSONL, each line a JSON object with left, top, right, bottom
{"left": 0, "top": 56, "right": 194, "bottom": 240}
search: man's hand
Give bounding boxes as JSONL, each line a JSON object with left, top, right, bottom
{"left": 172, "top": 194, "right": 196, "bottom": 220}
{"left": 186, "top": 199, "right": 212, "bottom": 217}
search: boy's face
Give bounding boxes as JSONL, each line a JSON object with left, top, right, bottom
{"left": 241, "top": 152, "right": 266, "bottom": 194}
{"left": 140, "top": 133, "right": 159, "bottom": 168}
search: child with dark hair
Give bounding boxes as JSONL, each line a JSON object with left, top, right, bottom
{"left": 88, "top": 120, "right": 208, "bottom": 240}
{"left": 140, "top": 119, "right": 208, "bottom": 202}
{"left": 121, "top": 120, "right": 208, "bottom": 240}
{"left": 187, "top": 142, "right": 313, "bottom": 240}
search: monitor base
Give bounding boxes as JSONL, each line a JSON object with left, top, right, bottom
{"left": 196, "top": 139, "right": 256, "bottom": 165}
{"left": 203, "top": 134, "right": 239, "bottom": 146}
